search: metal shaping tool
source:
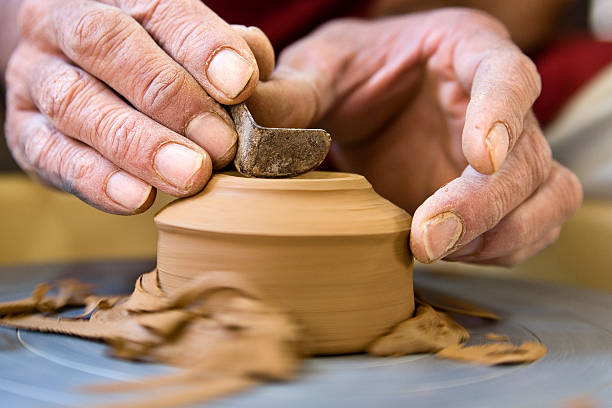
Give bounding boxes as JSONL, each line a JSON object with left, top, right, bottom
{"left": 228, "top": 103, "right": 331, "bottom": 178}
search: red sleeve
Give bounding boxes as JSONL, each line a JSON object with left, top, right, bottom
{"left": 205, "top": 0, "right": 370, "bottom": 51}
{"left": 533, "top": 35, "right": 612, "bottom": 126}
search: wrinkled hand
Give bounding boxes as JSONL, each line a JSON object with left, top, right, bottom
{"left": 250, "top": 9, "right": 583, "bottom": 266}
{"left": 5, "top": 0, "right": 274, "bottom": 214}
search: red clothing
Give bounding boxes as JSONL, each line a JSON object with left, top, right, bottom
{"left": 533, "top": 35, "right": 612, "bottom": 126}
{"left": 205, "top": 0, "right": 369, "bottom": 50}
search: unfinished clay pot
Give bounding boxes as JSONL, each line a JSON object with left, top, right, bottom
{"left": 154, "top": 171, "right": 413, "bottom": 354}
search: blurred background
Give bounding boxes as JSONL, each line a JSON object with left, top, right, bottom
{"left": 1, "top": 0, "right": 611, "bottom": 291}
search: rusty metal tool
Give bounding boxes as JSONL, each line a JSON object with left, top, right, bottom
{"left": 228, "top": 103, "right": 331, "bottom": 178}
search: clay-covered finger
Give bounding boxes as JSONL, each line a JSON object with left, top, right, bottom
{"left": 410, "top": 114, "right": 553, "bottom": 263}
{"left": 26, "top": 52, "right": 212, "bottom": 197}
{"left": 20, "top": 0, "right": 239, "bottom": 168}
{"left": 439, "top": 10, "right": 542, "bottom": 174}
{"left": 96, "top": 0, "right": 259, "bottom": 104}
{"left": 231, "top": 25, "right": 275, "bottom": 80}
{"left": 461, "top": 45, "right": 541, "bottom": 174}
{"left": 445, "top": 162, "right": 582, "bottom": 264}
{"left": 11, "top": 111, "right": 155, "bottom": 214}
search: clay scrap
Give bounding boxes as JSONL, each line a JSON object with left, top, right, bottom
{"left": 367, "top": 305, "right": 469, "bottom": 356}
{"left": 436, "top": 341, "right": 548, "bottom": 365}
{"left": 0, "top": 270, "right": 298, "bottom": 407}
{"left": 0, "top": 272, "right": 546, "bottom": 407}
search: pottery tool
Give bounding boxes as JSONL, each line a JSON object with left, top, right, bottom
{"left": 228, "top": 103, "right": 331, "bottom": 178}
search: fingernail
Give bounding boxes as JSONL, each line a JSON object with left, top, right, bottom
{"left": 486, "top": 122, "right": 510, "bottom": 172}
{"left": 105, "top": 171, "right": 152, "bottom": 211}
{"left": 154, "top": 143, "right": 204, "bottom": 189}
{"left": 207, "top": 48, "right": 254, "bottom": 99}
{"left": 423, "top": 212, "right": 463, "bottom": 262}
{"left": 185, "top": 113, "right": 237, "bottom": 168}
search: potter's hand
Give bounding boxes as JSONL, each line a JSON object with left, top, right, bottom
{"left": 250, "top": 9, "right": 582, "bottom": 266}
{"left": 5, "top": 0, "right": 274, "bottom": 214}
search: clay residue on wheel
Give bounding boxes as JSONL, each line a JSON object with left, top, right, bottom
{"left": 367, "top": 305, "right": 469, "bottom": 356}
{"left": 436, "top": 341, "right": 547, "bottom": 365}
{"left": 0, "top": 273, "right": 547, "bottom": 408}
{"left": 0, "top": 270, "right": 299, "bottom": 407}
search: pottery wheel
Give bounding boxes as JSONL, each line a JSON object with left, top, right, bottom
{"left": 0, "top": 260, "right": 609, "bottom": 407}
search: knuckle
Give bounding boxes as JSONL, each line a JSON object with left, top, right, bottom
{"left": 111, "top": 117, "right": 146, "bottom": 160}
{"left": 22, "top": 124, "right": 87, "bottom": 191}
{"left": 139, "top": 67, "right": 188, "bottom": 114}
{"left": 65, "top": 7, "right": 133, "bottom": 60}
{"left": 18, "top": 117, "right": 98, "bottom": 194}
{"left": 483, "top": 177, "right": 513, "bottom": 225}
{"left": 514, "top": 53, "right": 542, "bottom": 98}
{"left": 37, "top": 65, "right": 86, "bottom": 121}
{"left": 23, "top": 121, "right": 57, "bottom": 169}
{"left": 61, "top": 148, "right": 97, "bottom": 184}
{"left": 96, "top": 110, "right": 147, "bottom": 162}
{"left": 171, "top": 27, "right": 202, "bottom": 65}
{"left": 129, "top": 0, "right": 164, "bottom": 24}
{"left": 523, "top": 132, "right": 552, "bottom": 188}
{"left": 554, "top": 164, "right": 584, "bottom": 218}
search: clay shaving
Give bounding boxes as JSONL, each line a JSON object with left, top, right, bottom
{"left": 485, "top": 332, "right": 511, "bottom": 342}
{"left": 0, "top": 271, "right": 298, "bottom": 407}
{"left": 436, "top": 341, "right": 548, "bottom": 365}
{"left": 367, "top": 305, "right": 469, "bottom": 356}
{"left": 0, "top": 272, "right": 546, "bottom": 407}
{"left": 414, "top": 288, "right": 500, "bottom": 320}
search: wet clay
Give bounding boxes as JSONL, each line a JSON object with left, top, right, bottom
{"left": 154, "top": 171, "right": 415, "bottom": 354}
{"left": 0, "top": 272, "right": 298, "bottom": 407}
{"left": 436, "top": 341, "right": 548, "bottom": 365}
{"left": 0, "top": 172, "right": 546, "bottom": 407}
{"left": 367, "top": 305, "right": 470, "bottom": 356}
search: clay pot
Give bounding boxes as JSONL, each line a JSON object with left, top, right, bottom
{"left": 154, "top": 171, "right": 414, "bottom": 354}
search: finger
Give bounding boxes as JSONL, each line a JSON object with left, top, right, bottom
{"left": 471, "top": 226, "right": 561, "bottom": 267}
{"left": 445, "top": 11, "right": 542, "bottom": 174}
{"left": 96, "top": 0, "right": 259, "bottom": 103}
{"left": 445, "top": 162, "right": 582, "bottom": 264}
{"left": 231, "top": 25, "right": 275, "bottom": 81}
{"left": 21, "top": 0, "right": 239, "bottom": 168}
{"left": 410, "top": 113, "right": 553, "bottom": 263}
{"left": 9, "top": 110, "right": 155, "bottom": 214}
{"left": 25, "top": 49, "right": 212, "bottom": 197}
{"left": 6, "top": 45, "right": 155, "bottom": 214}
{"left": 247, "top": 67, "right": 323, "bottom": 128}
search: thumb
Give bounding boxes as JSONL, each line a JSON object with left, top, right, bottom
{"left": 246, "top": 66, "right": 329, "bottom": 129}
{"left": 244, "top": 20, "right": 370, "bottom": 128}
